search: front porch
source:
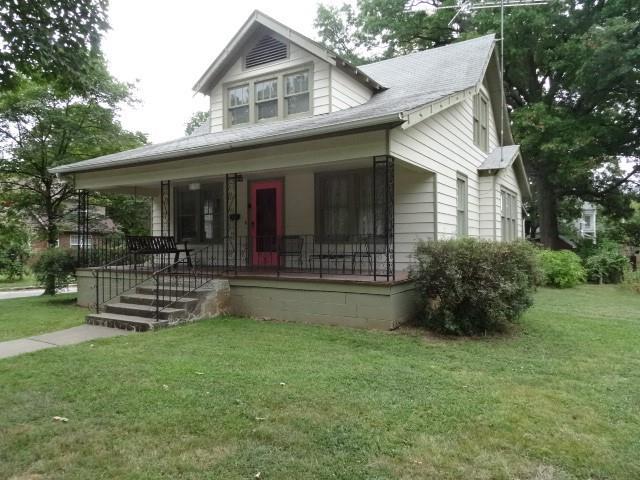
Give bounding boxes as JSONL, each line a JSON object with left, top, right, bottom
{"left": 72, "top": 131, "right": 432, "bottom": 328}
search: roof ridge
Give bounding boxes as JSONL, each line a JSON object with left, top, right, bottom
{"left": 361, "top": 34, "right": 496, "bottom": 69}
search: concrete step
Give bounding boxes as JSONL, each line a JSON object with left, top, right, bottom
{"left": 86, "top": 312, "right": 166, "bottom": 332}
{"left": 103, "top": 302, "right": 186, "bottom": 321}
{"left": 119, "top": 293, "right": 199, "bottom": 310}
{"left": 136, "top": 285, "right": 213, "bottom": 298}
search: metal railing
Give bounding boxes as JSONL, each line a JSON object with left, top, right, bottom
{"left": 92, "top": 249, "right": 177, "bottom": 313}
{"left": 90, "top": 233, "right": 395, "bottom": 321}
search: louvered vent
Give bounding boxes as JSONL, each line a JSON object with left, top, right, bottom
{"left": 245, "top": 35, "right": 288, "bottom": 69}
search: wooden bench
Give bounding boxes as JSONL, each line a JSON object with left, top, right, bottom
{"left": 125, "top": 235, "right": 193, "bottom": 268}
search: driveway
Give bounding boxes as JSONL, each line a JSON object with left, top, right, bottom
{"left": 0, "top": 286, "right": 77, "bottom": 300}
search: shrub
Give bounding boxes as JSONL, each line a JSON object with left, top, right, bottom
{"left": 538, "top": 249, "right": 585, "bottom": 288}
{"left": 411, "top": 239, "right": 540, "bottom": 335}
{"left": 584, "top": 243, "right": 628, "bottom": 284}
{"left": 31, "top": 248, "right": 76, "bottom": 294}
{"left": 0, "top": 243, "right": 29, "bottom": 280}
{"left": 622, "top": 269, "right": 640, "bottom": 294}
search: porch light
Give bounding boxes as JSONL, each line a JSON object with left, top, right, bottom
{"left": 188, "top": 183, "right": 201, "bottom": 191}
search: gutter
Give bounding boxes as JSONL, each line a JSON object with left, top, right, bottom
{"left": 51, "top": 112, "right": 405, "bottom": 175}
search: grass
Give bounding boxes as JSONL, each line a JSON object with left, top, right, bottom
{"left": 0, "top": 294, "right": 85, "bottom": 341}
{"left": 0, "top": 273, "right": 38, "bottom": 290}
{"left": 1, "top": 285, "right": 639, "bottom": 479}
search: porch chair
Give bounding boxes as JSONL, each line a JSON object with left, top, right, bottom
{"left": 351, "top": 236, "right": 389, "bottom": 275}
{"left": 277, "top": 235, "right": 304, "bottom": 270}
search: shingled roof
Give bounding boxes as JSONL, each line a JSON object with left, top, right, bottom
{"left": 51, "top": 35, "right": 497, "bottom": 175}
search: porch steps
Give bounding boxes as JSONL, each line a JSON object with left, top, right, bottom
{"left": 86, "top": 312, "right": 166, "bottom": 332}
{"left": 85, "top": 283, "right": 217, "bottom": 332}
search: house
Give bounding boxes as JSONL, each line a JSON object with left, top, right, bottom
{"left": 50, "top": 10, "right": 530, "bottom": 330}
{"left": 575, "top": 202, "right": 597, "bottom": 244}
{"left": 30, "top": 204, "right": 117, "bottom": 253}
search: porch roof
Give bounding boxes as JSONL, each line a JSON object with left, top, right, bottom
{"left": 51, "top": 35, "right": 496, "bottom": 176}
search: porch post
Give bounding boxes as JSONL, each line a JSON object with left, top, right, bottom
{"left": 225, "top": 173, "right": 240, "bottom": 274}
{"left": 76, "top": 189, "right": 89, "bottom": 267}
{"left": 372, "top": 156, "right": 395, "bottom": 281}
{"left": 160, "top": 180, "right": 171, "bottom": 237}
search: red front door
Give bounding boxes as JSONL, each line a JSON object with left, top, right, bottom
{"left": 250, "top": 179, "right": 283, "bottom": 267}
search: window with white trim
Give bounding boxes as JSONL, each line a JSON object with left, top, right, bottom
{"left": 225, "top": 68, "right": 311, "bottom": 127}
{"left": 473, "top": 92, "right": 489, "bottom": 152}
{"left": 228, "top": 84, "right": 249, "bottom": 126}
{"left": 456, "top": 175, "right": 468, "bottom": 237}
{"left": 175, "top": 183, "right": 224, "bottom": 243}
{"left": 70, "top": 234, "right": 92, "bottom": 247}
{"left": 284, "top": 70, "right": 310, "bottom": 116}
{"left": 501, "top": 189, "right": 518, "bottom": 241}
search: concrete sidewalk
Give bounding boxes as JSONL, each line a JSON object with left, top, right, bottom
{"left": 0, "top": 286, "right": 77, "bottom": 300}
{"left": 0, "top": 325, "right": 133, "bottom": 360}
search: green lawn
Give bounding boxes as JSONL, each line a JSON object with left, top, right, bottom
{"left": 1, "top": 285, "right": 639, "bottom": 479}
{"left": 0, "top": 274, "right": 38, "bottom": 290}
{"left": 0, "top": 293, "right": 85, "bottom": 341}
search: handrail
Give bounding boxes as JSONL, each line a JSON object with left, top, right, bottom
{"left": 151, "top": 244, "right": 221, "bottom": 321}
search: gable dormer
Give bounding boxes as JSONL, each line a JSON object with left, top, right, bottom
{"left": 194, "top": 10, "right": 384, "bottom": 133}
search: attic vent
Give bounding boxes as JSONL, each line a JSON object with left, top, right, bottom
{"left": 245, "top": 35, "right": 288, "bottom": 69}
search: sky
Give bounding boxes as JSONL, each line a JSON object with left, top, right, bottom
{"left": 102, "top": 0, "right": 351, "bottom": 144}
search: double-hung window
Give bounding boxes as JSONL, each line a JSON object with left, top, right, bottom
{"left": 284, "top": 70, "right": 310, "bottom": 116}
{"left": 176, "top": 183, "right": 224, "bottom": 243}
{"left": 473, "top": 92, "right": 489, "bottom": 152}
{"left": 70, "top": 234, "right": 92, "bottom": 247}
{"left": 456, "top": 174, "right": 468, "bottom": 237}
{"left": 501, "top": 188, "right": 518, "bottom": 241}
{"left": 255, "top": 78, "right": 278, "bottom": 121}
{"left": 228, "top": 84, "right": 250, "bottom": 126}
{"left": 315, "top": 169, "right": 383, "bottom": 239}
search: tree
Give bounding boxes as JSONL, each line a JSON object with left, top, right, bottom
{"left": 0, "top": 67, "right": 146, "bottom": 293}
{"left": 0, "top": 0, "right": 110, "bottom": 92}
{"left": 185, "top": 110, "right": 210, "bottom": 136}
{"left": 315, "top": 0, "right": 640, "bottom": 248}
{"left": 0, "top": 199, "right": 30, "bottom": 279}
{"left": 100, "top": 193, "right": 152, "bottom": 236}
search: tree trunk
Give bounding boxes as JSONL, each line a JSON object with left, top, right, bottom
{"left": 536, "top": 173, "right": 562, "bottom": 249}
{"left": 43, "top": 202, "right": 58, "bottom": 295}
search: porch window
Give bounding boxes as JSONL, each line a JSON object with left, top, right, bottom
{"left": 473, "top": 92, "right": 489, "bottom": 152}
{"left": 456, "top": 174, "right": 468, "bottom": 237}
{"left": 228, "top": 84, "right": 250, "bottom": 126}
{"left": 176, "top": 183, "right": 224, "bottom": 242}
{"left": 501, "top": 188, "right": 518, "bottom": 241}
{"left": 315, "top": 169, "right": 383, "bottom": 239}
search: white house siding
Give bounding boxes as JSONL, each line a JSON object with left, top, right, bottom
{"left": 209, "top": 42, "right": 331, "bottom": 132}
{"left": 394, "top": 164, "right": 436, "bottom": 271}
{"left": 390, "top": 79, "right": 506, "bottom": 242}
{"left": 330, "top": 66, "right": 372, "bottom": 111}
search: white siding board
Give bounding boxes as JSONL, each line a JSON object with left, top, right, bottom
{"left": 330, "top": 67, "right": 372, "bottom": 111}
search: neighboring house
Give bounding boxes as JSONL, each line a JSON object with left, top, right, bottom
{"left": 575, "top": 202, "right": 597, "bottom": 244}
{"left": 30, "top": 204, "right": 117, "bottom": 253}
{"left": 51, "top": 11, "right": 530, "bottom": 330}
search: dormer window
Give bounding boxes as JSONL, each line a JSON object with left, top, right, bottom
{"left": 225, "top": 66, "right": 312, "bottom": 128}
{"left": 255, "top": 78, "right": 278, "bottom": 120}
{"left": 284, "top": 71, "right": 309, "bottom": 116}
{"left": 228, "top": 84, "right": 249, "bottom": 125}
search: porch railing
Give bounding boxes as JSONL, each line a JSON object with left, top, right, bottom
{"left": 90, "top": 233, "right": 395, "bottom": 320}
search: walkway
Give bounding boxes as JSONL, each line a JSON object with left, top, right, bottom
{"left": 0, "top": 286, "right": 77, "bottom": 301}
{"left": 0, "top": 325, "right": 133, "bottom": 360}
